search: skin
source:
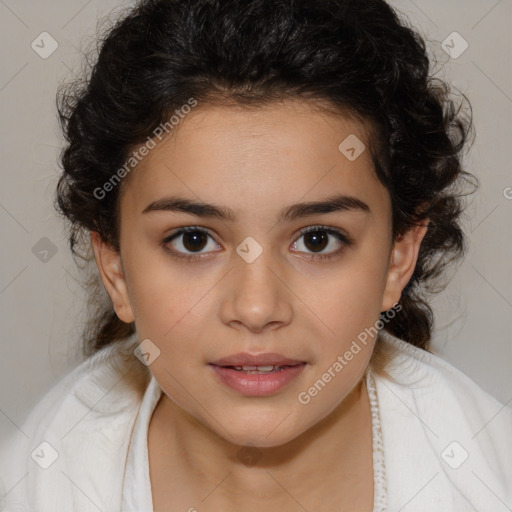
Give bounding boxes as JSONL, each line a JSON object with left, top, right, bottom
{"left": 91, "top": 99, "right": 428, "bottom": 511}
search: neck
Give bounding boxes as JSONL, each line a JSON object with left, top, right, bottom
{"left": 148, "top": 376, "right": 374, "bottom": 510}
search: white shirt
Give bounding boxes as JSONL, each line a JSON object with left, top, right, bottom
{"left": 1, "top": 331, "right": 511, "bottom": 511}
{"left": 121, "top": 372, "right": 160, "bottom": 512}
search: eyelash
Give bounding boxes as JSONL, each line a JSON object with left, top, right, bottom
{"left": 161, "top": 225, "right": 353, "bottom": 262}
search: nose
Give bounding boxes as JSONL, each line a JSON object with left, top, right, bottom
{"left": 219, "top": 246, "right": 293, "bottom": 334}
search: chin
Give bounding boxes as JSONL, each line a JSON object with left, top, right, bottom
{"left": 227, "top": 431, "right": 297, "bottom": 450}
{"left": 215, "top": 415, "right": 304, "bottom": 449}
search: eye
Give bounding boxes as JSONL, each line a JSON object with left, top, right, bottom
{"left": 162, "top": 226, "right": 221, "bottom": 260}
{"left": 291, "top": 226, "right": 353, "bottom": 261}
{"left": 162, "top": 225, "right": 353, "bottom": 262}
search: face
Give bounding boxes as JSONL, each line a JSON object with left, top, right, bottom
{"left": 92, "top": 99, "right": 427, "bottom": 448}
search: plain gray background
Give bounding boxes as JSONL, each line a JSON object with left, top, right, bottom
{"left": 0, "top": 0, "right": 511, "bottom": 443}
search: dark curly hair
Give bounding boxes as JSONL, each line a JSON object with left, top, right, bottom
{"left": 55, "top": 0, "right": 477, "bottom": 361}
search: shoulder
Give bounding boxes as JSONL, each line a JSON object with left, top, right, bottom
{"left": 374, "top": 331, "right": 512, "bottom": 510}
{"left": 14, "top": 333, "right": 149, "bottom": 440}
{"left": 0, "top": 334, "right": 150, "bottom": 511}
{"left": 378, "top": 331, "right": 510, "bottom": 417}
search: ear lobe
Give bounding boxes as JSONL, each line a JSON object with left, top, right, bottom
{"left": 381, "top": 220, "right": 429, "bottom": 312}
{"left": 90, "top": 231, "right": 135, "bottom": 324}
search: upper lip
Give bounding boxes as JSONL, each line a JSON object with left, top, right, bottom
{"left": 211, "top": 352, "right": 305, "bottom": 367}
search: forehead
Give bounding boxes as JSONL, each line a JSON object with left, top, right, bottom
{"left": 119, "top": 99, "right": 390, "bottom": 222}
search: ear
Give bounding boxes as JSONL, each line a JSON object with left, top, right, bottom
{"left": 381, "top": 219, "right": 429, "bottom": 312}
{"left": 90, "top": 231, "right": 135, "bottom": 323}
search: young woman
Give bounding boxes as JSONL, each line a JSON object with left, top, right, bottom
{"left": 1, "top": 0, "right": 511, "bottom": 511}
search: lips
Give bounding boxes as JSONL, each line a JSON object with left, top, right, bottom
{"left": 211, "top": 352, "right": 305, "bottom": 367}
{"left": 210, "top": 362, "right": 306, "bottom": 396}
{"left": 209, "top": 352, "right": 307, "bottom": 396}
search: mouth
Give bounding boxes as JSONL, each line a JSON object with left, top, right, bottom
{"left": 215, "top": 363, "right": 304, "bottom": 374}
{"left": 211, "top": 352, "right": 306, "bottom": 367}
{"left": 209, "top": 362, "right": 307, "bottom": 396}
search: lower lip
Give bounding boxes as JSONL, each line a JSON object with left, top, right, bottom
{"left": 210, "top": 364, "right": 306, "bottom": 396}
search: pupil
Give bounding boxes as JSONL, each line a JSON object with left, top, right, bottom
{"left": 305, "top": 230, "right": 327, "bottom": 252}
{"left": 183, "top": 231, "right": 207, "bottom": 252}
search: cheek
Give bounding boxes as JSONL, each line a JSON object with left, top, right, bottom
{"left": 132, "top": 283, "right": 204, "bottom": 342}
{"left": 129, "top": 274, "right": 208, "bottom": 405}
{"left": 123, "top": 244, "right": 195, "bottom": 325}
{"left": 298, "top": 252, "right": 389, "bottom": 383}
{"left": 307, "top": 261, "right": 388, "bottom": 337}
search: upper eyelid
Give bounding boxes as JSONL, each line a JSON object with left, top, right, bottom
{"left": 298, "top": 225, "right": 351, "bottom": 238}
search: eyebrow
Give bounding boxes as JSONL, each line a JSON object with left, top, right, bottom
{"left": 142, "top": 193, "right": 371, "bottom": 222}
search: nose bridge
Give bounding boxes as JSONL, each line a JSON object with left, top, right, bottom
{"left": 236, "top": 244, "right": 276, "bottom": 295}
{"left": 222, "top": 236, "right": 292, "bottom": 330}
